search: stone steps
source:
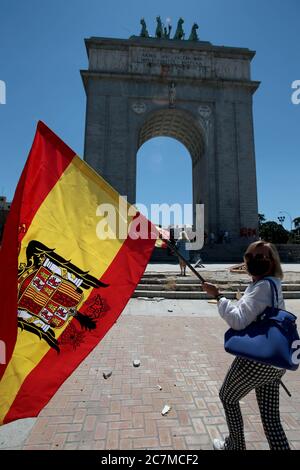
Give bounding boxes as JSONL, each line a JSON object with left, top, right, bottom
{"left": 136, "top": 282, "right": 300, "bottom": 292}
{"left": 133, "top": 289, "right": 300, "bottom": 300}
{"left": 134, "top": 273, "right": 300, "bottom": 299}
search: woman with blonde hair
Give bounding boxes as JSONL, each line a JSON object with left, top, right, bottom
{"left": 175, "top": 229, "right": 190, "bottom": 276}
{"left": 203, "top": 240, "right": 290, "bottom": 450}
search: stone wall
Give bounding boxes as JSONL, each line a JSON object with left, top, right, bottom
{"left": 276, "top": 245, "right": 300, "bottom": 263}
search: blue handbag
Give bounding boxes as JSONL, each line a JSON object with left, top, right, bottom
{"left": 224, "top": 278, "right": 300, "bottom": 371}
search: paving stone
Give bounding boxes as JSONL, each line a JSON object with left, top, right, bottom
{"left": 4, "top": 294, "right": 300, "bottom": 451}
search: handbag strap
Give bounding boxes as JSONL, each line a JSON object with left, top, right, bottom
{"left": 264, "top": 277, "right": 279, "bottom": 309}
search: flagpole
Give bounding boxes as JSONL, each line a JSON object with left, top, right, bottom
{"left": 162, "top": 238, "right": 206, "bottom": 283}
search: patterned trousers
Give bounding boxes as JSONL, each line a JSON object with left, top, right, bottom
{"left": 219, "top": 357, "right": 290, "bottom": 450}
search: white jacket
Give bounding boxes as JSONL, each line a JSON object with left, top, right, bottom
{"left": 218, "top": 276, "right": 285, "bottom": 331}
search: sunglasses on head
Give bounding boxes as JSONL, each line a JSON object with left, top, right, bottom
{"left": 244, "top": 253, "right": 271, "bottom": 261}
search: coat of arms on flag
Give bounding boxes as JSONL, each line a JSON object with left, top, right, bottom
{"left": 0, "top": 121, "right": 158, "bottom": 425}
{"left": 17, "top": 240, "right": 109, "bottom": 352}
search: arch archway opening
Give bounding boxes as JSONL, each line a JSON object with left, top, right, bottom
{"left": 136, "top": 108, "right": 206, "bottom": 233}
{"left": 136, "top": 136, "right": 193, "bottom": 229}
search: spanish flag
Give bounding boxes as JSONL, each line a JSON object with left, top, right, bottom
{"left": 0, "top": 121, "right": 157, "bottom": 425}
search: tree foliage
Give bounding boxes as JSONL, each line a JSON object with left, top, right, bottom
{"left": 259, "top": 221, "right": 290, "bottom": 244}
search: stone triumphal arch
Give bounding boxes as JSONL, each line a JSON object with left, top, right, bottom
{"left": 81, "top": 30, "right": 260, "bottom": 241}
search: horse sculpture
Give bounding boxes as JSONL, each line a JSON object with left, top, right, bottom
{"left": 140, "top": 18, "right": 149, "bottom": 38}
{"left": 155, "top": 16, "right": 164, "bottom": 38}
{"left": 136, "top": 17, "right": 196, "bottom": 42}
{"left": 188, "top": 23, "right": 199, "bottom": 41}
{"left": 173, "top": 17, "right": 185, "bottom": 40}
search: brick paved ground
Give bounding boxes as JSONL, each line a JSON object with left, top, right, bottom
{"left": 14, "top": 302, "right": 300, "bottom": 451}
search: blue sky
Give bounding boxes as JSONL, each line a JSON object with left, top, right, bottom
{"left": 0, "top": 0, "right": 299, "bottom": 230}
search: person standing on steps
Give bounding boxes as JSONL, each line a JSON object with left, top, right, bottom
{"left": 175, "top": 230, "right": 190, "bottom": 276}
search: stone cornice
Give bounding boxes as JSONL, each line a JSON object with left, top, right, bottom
{"left": 84, "top": 36, "right": 256, "bottom": 61}
{"left": 80, "top": 69, "right": 260, "bottom": 94}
